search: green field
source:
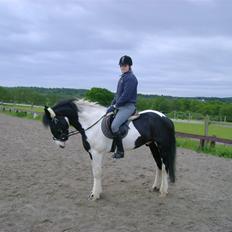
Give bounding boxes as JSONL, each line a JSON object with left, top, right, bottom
{"left": 176, "top": 138, "right": 232, "bottom": 158}
{"left": 174, "top": 122, "right": 232, "bottom": 140}
{"left": 172, "top": 121, "right": 232, "bottom": 158}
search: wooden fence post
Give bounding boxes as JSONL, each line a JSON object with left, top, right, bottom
{"left": 200, "top": 115, "right": 210, "bottom": 149}
{"left": 204, "top": 115, "right": 209, "bottom": 137}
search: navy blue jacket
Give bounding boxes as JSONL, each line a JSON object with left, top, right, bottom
{"left": 111, "top": 70, "right": 138, "bottom": 108}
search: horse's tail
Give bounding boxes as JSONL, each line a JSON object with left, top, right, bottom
{"left": 165, "top": 119, "right": 176, "bottom": 183}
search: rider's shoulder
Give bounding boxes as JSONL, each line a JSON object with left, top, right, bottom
{"left": 122, "top": 71, "right": 136, "bottom": 80}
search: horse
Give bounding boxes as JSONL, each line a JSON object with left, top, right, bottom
{"left": 42, "top": 99, "right": 176, "bottom": 200}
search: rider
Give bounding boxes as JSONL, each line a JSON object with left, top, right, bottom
{"left": 106, "top": 55, "right": 138, "bottom": 159}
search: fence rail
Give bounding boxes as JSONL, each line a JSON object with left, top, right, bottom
{"left": 176, "top": 131, "right": 232, "bottom": 148}
{"left": 0, "top": 106, "right": 43, "bottom": 118}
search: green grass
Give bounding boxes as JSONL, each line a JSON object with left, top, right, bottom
{"left": 177, "top": 138, "right": 232, "bottom": 158}
{"left": 174, "top": 122, "right": 232, "bottom": 140}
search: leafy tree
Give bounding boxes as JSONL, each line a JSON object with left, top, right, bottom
{"left": 85, "top": 87, "right": 114, "bottom": 106}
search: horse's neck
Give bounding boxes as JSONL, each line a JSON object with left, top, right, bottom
{"left": 78, "top": 105, "right": 106, "bottom": 129}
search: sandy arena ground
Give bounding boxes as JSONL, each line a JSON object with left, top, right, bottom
{"left": 0, "top": 114, "right": 231, "bottom": 232}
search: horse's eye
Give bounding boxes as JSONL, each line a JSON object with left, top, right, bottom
{"left": 53, "top": 118, "right": 59, "bottom": 124}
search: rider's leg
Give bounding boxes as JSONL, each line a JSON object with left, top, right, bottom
{"left": 111, "top": 103, "right": 136, "bottom": 159}
{"left": 111, "top": 131, "right": 124, "bottom": 158}
{"left": 111, "top": 103, "right": 136, "bottom": 133}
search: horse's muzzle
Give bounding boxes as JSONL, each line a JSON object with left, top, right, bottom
{"left": 54, "top": 140, "right": 66, "bottom": 149}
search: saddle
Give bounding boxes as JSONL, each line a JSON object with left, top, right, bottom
{"left": 101, "top": 110, "right": 140, "bottom": 139}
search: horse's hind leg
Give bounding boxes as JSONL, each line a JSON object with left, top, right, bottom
{"left": 160, "top": 162, "right": 168, "bottom": 197}
{"left": 149, "top": 142, "right": 162, "bottom": 191}
{"left": 152, "top": 163, "right": 162, "bottom": 192}
{"left": 149, "top": 142, "right": 168, "bottom": 196}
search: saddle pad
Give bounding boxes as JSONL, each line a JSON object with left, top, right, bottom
{"left": 101, "top": 115, "right": 129, "bottom": 139}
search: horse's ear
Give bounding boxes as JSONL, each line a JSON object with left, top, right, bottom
{"left": 44, "top": 106, "right": 56, "bottom": 119}
{"left": 43, "top": 106, "right": 56, "bottom": 127}
{"left": 44, "top": 106, "right": 52, "bottom": 120}
{"left": 42, "top": 114, "right": 50, "bottom": 127}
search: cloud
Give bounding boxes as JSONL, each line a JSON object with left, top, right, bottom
{"left": 0, "top": 0, "right": 231, "bottom": 97}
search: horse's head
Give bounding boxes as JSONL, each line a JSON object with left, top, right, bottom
{"left": 43, "top": 106, "right": 70, "bottom": 148}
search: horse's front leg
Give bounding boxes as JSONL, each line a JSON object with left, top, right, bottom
{"left": 89, "top": 150, "right": 103, "bottom": 200}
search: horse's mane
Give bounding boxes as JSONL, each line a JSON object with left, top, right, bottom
{"left": 75, "top": 99, "right": 105, "bottom": 110}
{"left": 43, "top": 98, "right": 105, "bottom": 126}
{"left": 52, "top": 98, "right": 77, "bottom": 110}
{"left": 43, "top": 99, "right": 77, "bottom": 127}
{"left": 52, "top": 98, "right": 105, "bottom": 114}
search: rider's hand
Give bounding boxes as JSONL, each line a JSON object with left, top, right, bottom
{"left": 106, "top": 105, "right": 116, "bottom": 114}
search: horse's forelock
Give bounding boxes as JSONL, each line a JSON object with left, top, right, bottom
{"left": 42, "top": 113, "right": 50, "bottom": 127}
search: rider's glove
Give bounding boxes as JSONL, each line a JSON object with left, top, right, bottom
{"left": 106, "top": 105, "right": 116, "bottom": 114}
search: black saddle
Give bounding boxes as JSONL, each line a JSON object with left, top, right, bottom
{"left": 101, "top": 110, "right": 140, "bottom": 139}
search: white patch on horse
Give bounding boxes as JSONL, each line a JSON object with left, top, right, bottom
{"left": 47, "top": 107, "right": 56, "bottom": 118}
{"left": 73, "top": 100, "right": 112, "bottom": 153}
{"left": 123, "top": 122, "right": 141, "bottom": 150}
{"left": 152, "top": 163, "right": 162, "bottom": 191}
{"left": 160, "top": 163, "right": 168, "bottom": 197}
{"left": 89, "top": 150, "right": 103, "bottom": 200}
{"left": 64, "top": 116, "right": 70, "bottom": 126}
{"left": 139, "top": 110, "right": 166, "bottom": 118}
{"left": 55, "top": 140, "right": 65, "bottom": 148}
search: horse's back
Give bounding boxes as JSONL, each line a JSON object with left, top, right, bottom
{"left": 133, "top": 110, "right": 175, "bottom": 141}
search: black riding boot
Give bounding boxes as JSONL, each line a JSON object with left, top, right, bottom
{"left": 112, "top": 131, "right": 124, "bottom": 159}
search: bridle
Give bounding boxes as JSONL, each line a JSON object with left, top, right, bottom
{"left": 67, "top": 113, "right": 107, "bottom": 137}
{"left": 53, "top": 113, "right": 107, "bottom": 141}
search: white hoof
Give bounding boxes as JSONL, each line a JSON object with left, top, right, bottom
{"left": 159, "top": 191, "right": 168, "bottom": 197}
{"left": 89, "top": 192, "right": 101, "bottom": 201}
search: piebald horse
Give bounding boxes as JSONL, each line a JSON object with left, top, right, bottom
{"left": 43, "top": 99, "right": 176, "bottom": 200}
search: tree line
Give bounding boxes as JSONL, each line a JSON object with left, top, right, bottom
{"left": 0, "top": 86, "right": 232, "bottom": 121}
{"left": 85, "top": 88, "right": 232, "bottom": 122}
{"left": 0, "top": 86, "right": 87, "bottom": 106}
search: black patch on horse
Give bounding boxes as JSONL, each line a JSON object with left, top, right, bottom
{"left": 132, "top": 112, "right": 176, "bottom": 182}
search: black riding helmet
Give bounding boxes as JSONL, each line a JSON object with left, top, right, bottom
{"left": 119, "top": 55, "right": 133, "bottom": 66}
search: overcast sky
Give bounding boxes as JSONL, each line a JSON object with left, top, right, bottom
{"left": 0, "top": 0, "right": 231, "bottom": 97}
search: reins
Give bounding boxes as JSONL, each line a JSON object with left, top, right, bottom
{"left": 67, "top": 113, "right": 107, "bottom": 138}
